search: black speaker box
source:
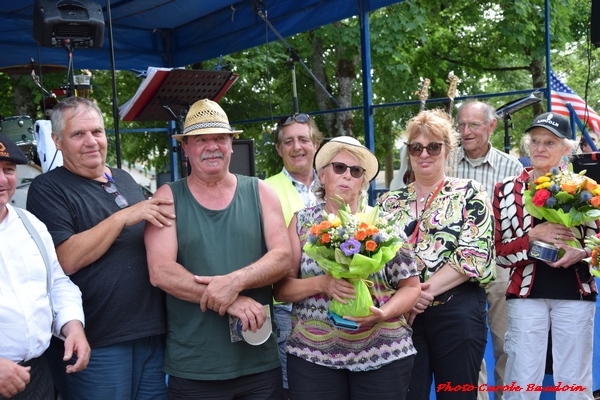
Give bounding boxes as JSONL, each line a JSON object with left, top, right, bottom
{"left": 592, "top": 0, "right": 600, "bottom": 47}
{"left": 572, "top": 152, "right": 600, "bottom": 182}
{"left": 230, "top": 139, "right": 256, "bottom": 176}
{"left": 33, "top": 0, "right": 105, "bottom": 48}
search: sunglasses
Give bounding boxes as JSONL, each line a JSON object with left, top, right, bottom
{"left": 327, "top": 162, "right": 366, "bottom": 179}
{"left": 102, "top": 180, "right": 129, "bottom": 209}
{"left": 407, "top": 142, "right": 444, "bottom": 157}
{"left": 277, "top": 113, "right": 310, "bottom": 127}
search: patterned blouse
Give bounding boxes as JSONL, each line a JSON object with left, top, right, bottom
{"left": 377, "top": 177, "right": 496, "bottom": 290}
{"left": 286, "top": 204, "right": 418, "bottom": 372}
{"left": 493, "top": 168, "right": 598, "bottom": 298}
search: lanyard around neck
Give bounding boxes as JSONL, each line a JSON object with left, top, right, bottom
{"left": 409, "top": 179, "right": 445, "bottom": 245}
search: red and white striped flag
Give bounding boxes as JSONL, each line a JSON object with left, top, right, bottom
{"left": 550, "top": 70, "right": 600, "bottom": 138}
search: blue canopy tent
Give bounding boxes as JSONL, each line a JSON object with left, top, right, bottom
{"left": 0, "top": 2, "right": 598, "bottom": 397}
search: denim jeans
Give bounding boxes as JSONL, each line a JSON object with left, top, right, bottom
{"left": 62, "top": 335, "right": 167, "bottom": 400}
{"left": 275, "top": 303, "right": 292, "bottom": 389}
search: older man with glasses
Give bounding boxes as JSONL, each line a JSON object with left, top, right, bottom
{"left": 27, "top": 96, "right": 175, "bottom": 400}
{"left": 264, "top": 113, "right": 323, "bottom": 399}
{"left": 447, "top": 100, "right": 524, "bottom": 400}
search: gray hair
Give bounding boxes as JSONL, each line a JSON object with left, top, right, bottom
{"left": 457, "top": 100, "right": 498, "bottom": 125}
{"left": 51, "top": 96, "right": 104, "bottom": 140}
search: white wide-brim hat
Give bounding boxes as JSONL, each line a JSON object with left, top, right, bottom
{"left": 172, "top": 99, "right": 243, "bottom": 141}
{"left": 315, "top": 136, "right": 380, "bottom": 182}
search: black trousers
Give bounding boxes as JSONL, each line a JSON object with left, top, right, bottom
{"left": 287, "top": 353, "right": 415, "bottom": 400}
{"left": 0, "top": 355, "right": 54, "bottom": 400}
{"left": 407, "top": 287, "right": 488, "bottom": 400}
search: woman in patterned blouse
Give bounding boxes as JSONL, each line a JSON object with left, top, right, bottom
{"left": 493, "top": 112, "right": 597, "bottom": 400}
{"left": 274, "top": 136, "right": 421, "bottom": 400}
{"left": 378, "top": 109, "right": 495, "bottom": 400}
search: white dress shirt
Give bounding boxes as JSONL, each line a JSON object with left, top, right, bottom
{"left": 0, "top": 204, "right": 84, "bottom": 362}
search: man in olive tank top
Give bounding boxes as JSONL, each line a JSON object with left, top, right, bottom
{"left": 145, "top": 99, "right": 292, "bottom": 399}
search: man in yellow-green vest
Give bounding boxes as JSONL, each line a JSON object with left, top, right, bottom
{"left": 265, "top": 113, "right": 323, "bottom": 399}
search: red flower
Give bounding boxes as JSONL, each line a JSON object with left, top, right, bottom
{"left": 532, "top": 189, "right": 551, "bottom": 207}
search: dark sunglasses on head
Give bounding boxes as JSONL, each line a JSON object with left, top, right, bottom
{"left": 327, "top": 162, "right": 366, "bottom": 179}
{"left": 407, "top": 142, "right": 444, "bottom": 157}
{"left": 277, "top": 113, "right": 310, "bottom": 127}
{"left": 102, "top": 180, "right": 129, "bottom": 209}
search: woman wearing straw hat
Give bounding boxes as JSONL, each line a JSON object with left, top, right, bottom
{"left": 274, "top": 136, "right": 420, "bottom": 400}
{"left": 378, "top": 109, "right": 495, "bottom": 400}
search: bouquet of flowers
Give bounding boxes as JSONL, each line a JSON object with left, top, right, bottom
{"left": 303, "top": 200, "right": 407, "bottom": 318}
{"left": 523, "top": 159, "right": 600, "bottom": 250}
{"left": 583, "top": 233, "right": 600, "bottom": 278}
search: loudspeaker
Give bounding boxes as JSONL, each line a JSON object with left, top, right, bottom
{"left": 572, "top": 152, "right": 600, "bottom": 182}
{"left": 33, "top": 0, "right": 105, "bottom": 48}
{"left": 230, "top": 139, "right": 256, "bottom": 176}
{"left": 592, "top": 0, "right": 600, "bottom": 47}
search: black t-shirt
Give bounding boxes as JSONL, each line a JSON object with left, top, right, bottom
{"left": 27, "top": 167, "right": 166, "bottom": 348}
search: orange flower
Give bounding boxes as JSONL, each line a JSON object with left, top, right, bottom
{"left": 358, "top": 221, "right": 370, "bottom": 230}
{"left": 593, "top": 249, "right": 598, "bottom": 266}
{"left": 320, "top": 233, "right": 331, "bottom": 244}
{"left": 310, "top": 225, "right": 321, "bottom": 236}
{"left": 591, "top": 196, "right": 600, "bottom": 208}
{"left": 365, "top": 226, "right": 379, "bottom": 236}
{"left": 585, "top": 178, "right": 599, "bottom": 193}
{"left": 365, "top": 240, "right": 377, "bottom": 251}
{"left": 561, "top": 180, "right": 578, "bottom": 195}
{"left": 319, "top": 221, "right": 332, "bottom": 230}
{"left": 354, "top": 229, "right": 367, "bottom": 241}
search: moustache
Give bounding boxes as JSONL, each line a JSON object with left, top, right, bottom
{"left": 200, "top": 151, "right": 225, "bottom": 161}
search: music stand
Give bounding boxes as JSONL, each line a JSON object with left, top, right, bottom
{"left": 128, "top": 68, "right": 239, "bottom": 178}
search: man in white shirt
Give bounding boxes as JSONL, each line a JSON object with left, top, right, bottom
{"left": 0, "top": 134, "right": 89, "bottom": 400}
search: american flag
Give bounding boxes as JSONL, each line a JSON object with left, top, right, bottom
{"left": 550, "top": 70, "right": 600, "bottom": 138}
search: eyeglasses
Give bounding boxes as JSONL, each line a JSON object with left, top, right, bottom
{"left": 326, "top": 162, "right": 366, "bottom": 179}
{"left": 102, "top": 180, "right": 129, "bottom": 209}
{"left": 277, "top": 113, "right": 310, "bottom": 127}
{"left": 456, "top": 121, "right": 484, "bottom": 131}
{"left": 407, "top": 142, "right": 444, "bottom": 156}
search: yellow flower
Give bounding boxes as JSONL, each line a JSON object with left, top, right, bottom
{"left": 331, "top": 217, "right": 341, "bottom": 227}
{"left": 535, "top": 182, "right": 552, "bottom": 190}
{"left": 536, "top": 176, "right": 551, "bottom": 183}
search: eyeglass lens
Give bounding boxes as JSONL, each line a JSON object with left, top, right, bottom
{"left": 329, "top": 162, "right": 365, "bottom": 178}
{"left": 278, "top": 113, "right": 310, "bottom": 127}
{"left": 102, "top": 181, "right": 129, "bottom": 209}
{"left": 408, "top": 142, "right": 443, "bottom": 156}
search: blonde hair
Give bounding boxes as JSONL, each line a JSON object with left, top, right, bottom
{"left": 404, "top": 109, "right": 458, "bottom": 153}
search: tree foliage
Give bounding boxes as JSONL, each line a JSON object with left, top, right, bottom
{"left": 0, "top": 0, "right": 596, "bottom": 183}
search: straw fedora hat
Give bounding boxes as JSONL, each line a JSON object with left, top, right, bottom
{"left": 172, "top": 99, "right": 243, "bottom": 141}
{"left": 315, "top": 136, "right": 380, "bottom": 182}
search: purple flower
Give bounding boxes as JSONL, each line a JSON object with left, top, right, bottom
{"left": 550, "top": 167, "right": 559, "bottom": 175}
{"left": 549, "top": 184, "right": 560, "bottom": 194}
{"left": 340, "top": 238, "right": 361, "bottom": 256}
{"left": 308, "top": 234, "right": 319, "bottom": 245}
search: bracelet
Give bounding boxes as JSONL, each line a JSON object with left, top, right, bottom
{"left": 584, "top": 248, "right": 592, "bottom": 258}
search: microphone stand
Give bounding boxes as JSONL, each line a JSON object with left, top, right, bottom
{"left": 254, "top": 4, "right": 339, "bottom": 113}
{"left": 496, "top": 92, "right": 542, "bottom": 154}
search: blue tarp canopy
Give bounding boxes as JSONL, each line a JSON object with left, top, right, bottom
{"left": 0, "top": 0, "right": 401, "bottom": 70}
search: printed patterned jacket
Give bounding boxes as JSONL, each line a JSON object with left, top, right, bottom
{"left": 493, "top": 168, "right": 598, "bottom": 298}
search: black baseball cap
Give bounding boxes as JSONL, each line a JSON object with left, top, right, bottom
{"left": 525, "top": 112, "right": 571, "bottom": 139}
{"left": 0, "top": 134, "right": 28, "bottom": 164}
